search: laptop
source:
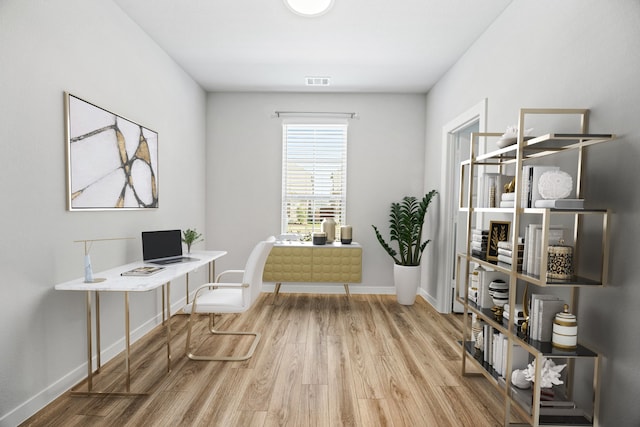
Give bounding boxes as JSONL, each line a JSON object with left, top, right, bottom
{"left": 142, "top": 229, "right": 199, "bottom": 265}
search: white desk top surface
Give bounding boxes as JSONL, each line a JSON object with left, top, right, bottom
{"left": 54, "top": 250, "right": 227, "bottom": 292}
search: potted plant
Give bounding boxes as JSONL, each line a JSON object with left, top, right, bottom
{"left": 182, "top": 228, "right": 203, "bottom": 253}
{"left": 372, "top": 190, "right": 437, "bottom": 305}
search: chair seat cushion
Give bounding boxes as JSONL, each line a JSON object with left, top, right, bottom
{"left": 183, "top": 288, "right": 247, "bottom": 314}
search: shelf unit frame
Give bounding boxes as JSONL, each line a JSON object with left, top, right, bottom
{"left": 456, "top": 108, "right": 616, "bottom": 427}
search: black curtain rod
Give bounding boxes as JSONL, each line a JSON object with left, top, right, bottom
{"left": 274, "top": 111, "right": 358, "bottom": 119}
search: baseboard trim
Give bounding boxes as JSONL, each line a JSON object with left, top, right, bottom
{"left": 420, "top": 288, "right": 442, "bottom": 312}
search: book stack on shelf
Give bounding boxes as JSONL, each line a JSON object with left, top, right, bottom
{"left": 496, "top": 238, "right": 524, "bottom": 271}
{"left": 500, "top": 192, "right": 516, "bottom": 208}
{"left": 534, "top": 198, "right": 584, "bottom": 209}
{"left": 478, "top": 325, "right": 530, "bottom": 378}
{"left": 522, "top": 225, "right": 565, "bottom": 277}
{"left": 529, "top": 294, "right": 566, "bottom": 342}
{"left": 471, "top": 229, "right": 488, "bottom": 260}
{"left": 503, "top": 303, "right": 526, "bottom": 327}
{"left": 468, "top": 267, "right": 480, "bottom": 304}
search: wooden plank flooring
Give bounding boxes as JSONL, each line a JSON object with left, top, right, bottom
{"left": 21, "top": 294, "right": 508, "bottom": 427}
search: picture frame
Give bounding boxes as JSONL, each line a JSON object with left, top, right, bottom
{"left": 64, "top": 92, "right": 158, "bottom": 210}
{"left": 487, "top": 220, "right": 511, "bottom": 261}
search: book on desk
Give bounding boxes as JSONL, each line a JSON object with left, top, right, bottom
{"left": 121, "top": 266, "right": 165, "bottom": 276}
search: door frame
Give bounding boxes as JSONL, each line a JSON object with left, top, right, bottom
{"left": 437, "top": 99, "right": 488, "bottom": 313}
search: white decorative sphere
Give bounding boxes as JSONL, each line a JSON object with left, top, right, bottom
{"left": 538, "top": 170, "right": 573, "bottom": 199}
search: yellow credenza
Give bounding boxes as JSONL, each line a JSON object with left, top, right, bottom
{"left": 263, "top": 242, "right": 362, "bottom": 296}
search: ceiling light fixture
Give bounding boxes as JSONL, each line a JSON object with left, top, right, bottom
{"left": 283, "top": 0, "right": 335, "bottom": 17}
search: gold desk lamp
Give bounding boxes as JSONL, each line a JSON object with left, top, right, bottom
{"left": 75, "top": 237, "right": 134, "bottom": 283}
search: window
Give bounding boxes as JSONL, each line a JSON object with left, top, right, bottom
{"left": 281, "top": 123, "right": 348, "bottom": 239}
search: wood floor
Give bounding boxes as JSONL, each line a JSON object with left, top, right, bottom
{"left": 21, "top": 293, "right": 507, "bottom": 427}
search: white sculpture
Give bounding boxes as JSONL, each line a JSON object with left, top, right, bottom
{"left": 511, "top": 369, "right": 531, "bottom": 389}
{"left": 521, "top": 357, "right": 566, "bottom": 389}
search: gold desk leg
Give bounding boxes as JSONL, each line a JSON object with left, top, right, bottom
{"left": 344, "top": 284, "right": 351, "bottom": 298}
{"left": 209, "top": 260, "right": 216, "bottom": 282}
{"left": 71, "top": 290, "right": 150, "bottom": 397}
{"left": 73, "top": 288, "right": 171, "bottom": 397}
{"left": 95, "top": 291, "right": 101, "bottom": 370}
{"left": 124, "top": 291, "right": 131, "bottom": 392}
{"left": 166, "top": 281, "right": 172, "bottom": 373}
{"left": 85, "top": 291, "right": 93, "bottom": 392}
{"left": 185, "top": 273, "right": 190, "bottom": 305}
{"left": 162, "top": 285, "right": 166, "bottom": 324}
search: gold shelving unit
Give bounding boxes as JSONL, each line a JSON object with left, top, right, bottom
{"left": 456, "top": 108, "right": 616, "bottom": 427}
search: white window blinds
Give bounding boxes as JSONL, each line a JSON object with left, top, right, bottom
{"left": 281, "top": 124, "right": 348, "bottom": 238}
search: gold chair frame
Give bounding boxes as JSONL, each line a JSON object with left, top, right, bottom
{"left": 185, "top": 282, "right": 261, "bottom": 361}
{"left": 184, "top": 238, "right": 274, "bottom": 361}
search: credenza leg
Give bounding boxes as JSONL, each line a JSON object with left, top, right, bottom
{"left": 344, "top": 284, "right": 350, "bottom": 298}
{"left": 273, "top": 283, "right": 281, "bottom": 304}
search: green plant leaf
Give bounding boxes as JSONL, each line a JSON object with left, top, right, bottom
{"left": 371, "top": 190, "right": 437, "bottom": 266}
{"left": 182, "top": 228, "right": 203, "bottom": 245}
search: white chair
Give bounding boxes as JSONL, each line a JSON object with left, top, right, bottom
{"left": 183, "top": 237, "right": 275, "bottom": 361}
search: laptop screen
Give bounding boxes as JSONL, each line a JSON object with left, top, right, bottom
{"left": 142, "top": 230, "right": 183, "bottom": 261}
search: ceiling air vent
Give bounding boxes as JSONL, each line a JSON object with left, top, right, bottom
{"left": 305, "top": 76, "right": 331, "bottom": 86}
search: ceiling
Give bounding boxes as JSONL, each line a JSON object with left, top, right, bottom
{"left": 113, "top": 0, "right": 512, "bottom": 93}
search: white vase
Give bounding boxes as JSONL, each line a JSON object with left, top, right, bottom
{"left": 321, "top": 217, "right": 336, "bottom": 243}
{"left": 394, "top": 264, "right": 421, "bottom": 305}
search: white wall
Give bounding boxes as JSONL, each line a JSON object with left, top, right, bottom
{"left": 206, "top": 92, "right": 427, "bottom": 292}
{"left": 422, "top": 1, "right": 640, "bottom": 425}
{"left": 5, "top": 0, "right": 637, "bottom": 425}
{"left": 0, "top": 1, "right": 207, "bottom": 425}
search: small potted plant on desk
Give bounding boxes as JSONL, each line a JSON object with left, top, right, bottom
{"left": 372, "top": 190, "right": 437, "bottom": 305}
{"left": 182, "top": 228, "right": 203, "bottom": 254}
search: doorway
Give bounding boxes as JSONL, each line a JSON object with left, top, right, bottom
{"left": 447, "top": 122, "right": 477, "bottom": 312}
{"left": 439, "top": 99, "right": 487, "bottom": 314}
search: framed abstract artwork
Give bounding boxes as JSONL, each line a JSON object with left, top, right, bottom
{"left": 64, "top": 92, "right": 158, "bottom": 210}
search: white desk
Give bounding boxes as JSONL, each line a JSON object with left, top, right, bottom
{"left": 55, "top": 250, "right": 226, "bottom": 396}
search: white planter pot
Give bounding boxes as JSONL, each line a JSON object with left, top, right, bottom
{"left": 394, "top": 264, "right": 421, "bottom": 305}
